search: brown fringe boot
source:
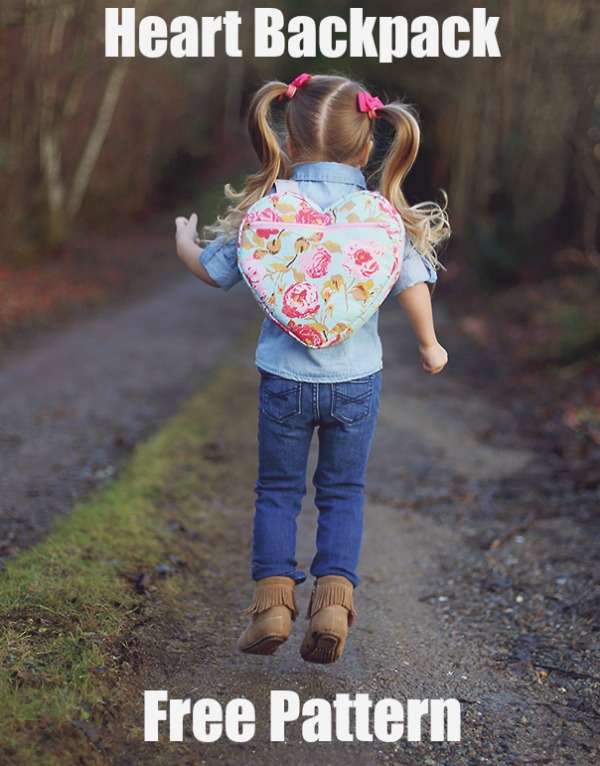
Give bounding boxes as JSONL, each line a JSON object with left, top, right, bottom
{"left": 238, "top": 576, "right": 299, "bottom": 655}
{"left": 300, "top": 575, "right": 356, "bottom": 664}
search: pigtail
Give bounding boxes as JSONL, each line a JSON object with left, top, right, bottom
{"left": 204, "top": 81, "right": 291, "bottom": 241}
{"left": 204, "top": 75, "right": 449, "bottom": 259}
{"left": 376, "top": 103, "right": 450, "bottom": 269}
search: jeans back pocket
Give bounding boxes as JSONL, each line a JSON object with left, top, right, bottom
{"left": 259, "top": 373, "right": 302, "bottom": 423}
{"left": 331, "top": 376, "right": 375, "bottom": 425}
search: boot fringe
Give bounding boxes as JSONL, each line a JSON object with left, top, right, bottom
{"left": 243, "top": 579, "right": 299, "bottom": 620}
{"left": 305, "top": 578, "right": 356, "bottom": 627}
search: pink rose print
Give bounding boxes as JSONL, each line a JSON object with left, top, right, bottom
{"left": 288, "top": 321, "right": 324, "bottom": 348}
{"left": 248, "top": 207, "right": 283, "bottom": 239}
{"left": 282, "top": 282, "right": 320, "bottom": 318}
{"left": 244, "top": 258, "right": 266, "bottom": 284}
{"left": 244, "top": 258, "right": 267, "bottom": 299}
{"left": 299, "top": 246, "right": 332, "bottom": 279}
{"left": 295, "top": 203, "right": 333, "bottom": 227}
{"left": 342, "top": 239, "right": 382, "bottom": 280}
{"left": 378, "top": 198, "right": 395, "bottom": 216}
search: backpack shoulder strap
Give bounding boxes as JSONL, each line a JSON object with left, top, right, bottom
{"left": 274, "top": 179, "right": 301, "bottom": 195}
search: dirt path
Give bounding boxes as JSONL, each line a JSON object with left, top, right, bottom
{"left": 1, "top": 272, "right": 597, "bottom": 763}
{"left": 0, "top": 271, "right": 257, "bottom": 552}
{"left": 102, "top": 302, "right": 597, "bottom": 765}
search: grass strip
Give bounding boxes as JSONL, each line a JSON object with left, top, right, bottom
{"left": 0, "top": 365, "right": 244, "bottom": 765}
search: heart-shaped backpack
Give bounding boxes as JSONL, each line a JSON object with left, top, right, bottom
{"left": 237, "top": 180, "right": 405, "bottom": 349}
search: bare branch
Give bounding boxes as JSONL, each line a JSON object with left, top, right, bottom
{"left": 66, "top": 61, "right": 128, "bottom": 220}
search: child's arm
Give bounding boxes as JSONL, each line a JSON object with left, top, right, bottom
{"left": 175, "top": 214, "right": 220, "bottom": 287}
{"left": 396, "top": 283, "right": 448, "bottom": 374}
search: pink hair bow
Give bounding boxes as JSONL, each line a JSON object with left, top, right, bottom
{"left": 279, "top": 73, "right": 313, "bottom": 101}
{"left": 358, "top": 91, "right": 384, "bottom": 120}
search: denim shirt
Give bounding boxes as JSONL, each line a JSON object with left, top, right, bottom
{"left": 200, "top": 162, "right": 437, "bottom": 382}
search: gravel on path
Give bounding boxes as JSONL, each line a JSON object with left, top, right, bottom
{"left": 105, "top": 299, "right": 598, "bottom": 765}
{"left": 2, "top": 269, "right": 597, "bottom": 765}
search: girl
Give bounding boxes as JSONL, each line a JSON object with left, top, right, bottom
{"left": 175, "top": 74, "right": 449, "bottom": 664}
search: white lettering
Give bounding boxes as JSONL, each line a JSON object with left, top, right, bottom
{"left": 139, "top": 16, "right": 168, "bottom": 58}
{"left": 105, "top": 9, "right": 501, "bottom": 61}
{"left": 349, "top": 8, "right": 378, "bottom": 57}
{"left": 143, "top": 691, "right": 460, "bottom": 743}
{"left": 105, "top": 8, "right": 136, "bottom": 57}
{"left": 169, "top": 697, "right": 190, "bottom": 741}
{"left": 225, "top": 699, "right": 256, "bottom": 742}
{"left": 223, "top": 11, "right": 243, "bottom": 57}
{"left": 255, "top": 8, "right": 285, "bottom": 57}
{"left": 302, "top": 698, "right": 332, "bottom": 742}
{"left": 332, "top": 694, "right": 353, "bottom": 742}
{"left": 407, "top": 698, "right": 430, "bottom": 741}
{"left": 319, "top": 16, "right": 347, "bottom": 58}
{"left": 379, "top": 16, "right": 409, "bottom": 62}
{"left": 200, "top": 16, "right": 222, "bottom": 57}
{"left": 374, "top": 699, "right": 404, "bottom": 742}
{"left": 270, "top": 690, "right": 300, "bottom": 741}
{"left": 411, "top": 16, "right": 439, "bottom": 58}
{"left": 442, "top": 16, "right": 471, "bottom": 58}
{"left": 430, "top": 698, "right": 461, "bottom": 742}
{"left": 354, "top": 694, "right": 374, "bottom": 742}
{"left": 288, "top": 16, "right": 316, "bottom": 58}
{"left": 472, "top": 8, "right": 501, "bottom": 57}
{"left": 191, "top": 699, "right": 223, "bottom": 743}
{"left": 144, "top": 690, "right": 168, "bottom": 742}
{"left": 170, "top": 16, "right": 198, "bottom": 58}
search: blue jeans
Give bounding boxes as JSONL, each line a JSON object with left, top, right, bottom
{"left": 252, "top": 369, "right": 382, "bottom": 588}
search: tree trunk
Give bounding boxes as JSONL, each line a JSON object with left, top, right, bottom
{"left": 66, "top": 60, "right": 128, "bottom": 220}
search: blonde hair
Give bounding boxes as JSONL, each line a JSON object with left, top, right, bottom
{"left": 205, "top": 75, "right": 449, "bottom": 269}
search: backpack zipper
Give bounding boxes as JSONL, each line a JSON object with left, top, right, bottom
{"left": 246, "top": 221, "right": 394, "bottom": 232}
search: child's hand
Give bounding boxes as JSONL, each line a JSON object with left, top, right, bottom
{"left": 175, "top": 213, "right": 200, "bottom": 245}
{"left": 419, "top": 342, "right": 448, "bottom": 374}
{"left": 173, "top": 214, "right": 218, "bottom": 287}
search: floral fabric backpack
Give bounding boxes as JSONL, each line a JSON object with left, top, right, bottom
{"left": 237, "top": 180, "right": 405, "bottom": 349}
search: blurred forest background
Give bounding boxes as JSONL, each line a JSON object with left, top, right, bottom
{"left": 0, "top": 0, "right": 599, "bottom": 361}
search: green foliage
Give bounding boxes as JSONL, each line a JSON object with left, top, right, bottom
{"left": 0, "top": 366, "right": 245, "bottom": 765}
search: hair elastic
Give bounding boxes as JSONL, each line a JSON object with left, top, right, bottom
{"left": 279, "top": 73, "right": 313, "bottom": 101}
{"left": 357, "top": 91, "right": 384, "bottom": 120}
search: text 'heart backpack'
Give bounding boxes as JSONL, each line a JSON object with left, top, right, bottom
{"left": 237, "top": 180, "right": 405, "bottom": 349}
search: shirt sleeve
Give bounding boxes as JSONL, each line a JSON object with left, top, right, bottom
{"left": 389, "top": 237, "right": 438, "bottom": 297}
{"left": 199, "top": 237, "right": 242, "bottom": 291}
